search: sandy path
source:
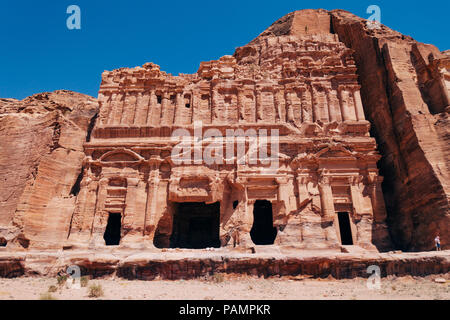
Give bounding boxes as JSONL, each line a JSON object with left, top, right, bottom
{"left": 0, "top": 274, "right": 448, "bottom": 300}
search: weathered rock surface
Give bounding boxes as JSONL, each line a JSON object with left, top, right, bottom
{"left": 330, "top": 10, "right": 450, "bottom": 251}
{"left": 0, "top": 249, "right": 448, "bottom": 280}
{"left": 0, "top": 8, "right": 448, "bottom": 272}
{"left": 0, "top": 91, "right": 99, "bottom": 249}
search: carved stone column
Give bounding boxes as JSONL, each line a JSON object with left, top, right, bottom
{"left": 301, "top": 87, "right": 313, "bottom": 123}
{"left": 327, "top": 88, "right": 341, "bottom": 122}
{"left": 98, "top": 92, "right": 110, "bottom": 126}
{"left": 311, "top": 85, "right": 321, "bottom": 123}
{"left": 134, "top": 91, "right": 149, "bottom": 125}
{"left": 349, "top": 176, "right": 364, "bottom": 216}
{"left": 232, "top": 177, "right": 251, "bottom": 246}
{"left": 324, "top": 87, "right": 335, "bottom": 123}
{"left": 285, "top": 90, "right": 295, "bottom": 122}
{"left": 255, "top": 89, "right": 263, "bottom": 122}
{"left": 147, "top": 90, "right": 157, "bottom": 125}
{"left": 353, "top": 89, "right": 366, "bottom": 121}
{"left": 314, "top": 84, "right": 329, "bottom": 122}
{"left": 273, "top": 89, "right": 283, "bottom": 122}
{"left": 318, "top": 175, "right": 334, "bottom": 220}
{"left": 83, "top": 178, "right": 99, "bottom": 230}
{"left": 160, "top": 92, "right": 169, "bottom": 124}
{"left": 211, "top": 88, "right": 220, "bottom": 123}
{"left": 144, "top": 168, "right": 160, "bottom": 237}
{"left": 105, "top": 92, "right": 116, "bottom": 125}
{"left": 173, "top": 92, "right": 184, "bottom": 124}
{"left": 296, "top": 174, "right": 311, "bottom": 208}
{"left": 339, "top": 87, "right": 351, "bottom": 121}
{"left": 275, "top": 176, "right": 290, "bottom": 204}
{"left": 368, "top": 174, "right": 388, "bottom": 223}
{"left": 91, "top": 177, "right": 109, "bottom": 244}
{"left": 111, "top": 92, "right": 124, "bottom": 125}
{"left": 121, "top": 91, "right": 136, "bottom": 124}
{"left": 237, "top": 89, "right": 245, "bottom": 121}
{"left": 122, "top": 177, "right": 143, "bottom": 240}
{"left": 191, "top": 92, "right": 199, "bottom": 123}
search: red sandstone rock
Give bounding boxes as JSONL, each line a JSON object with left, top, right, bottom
{"left": 0, "top": 250, "right": 448, "bottom": 280}
{"left": 0, "top": 9, "right": 448, "bottom": 259}
{"left": 330, "top": 10, "right": 449, "bottom": 251}
{"left": 66, "top": 9, "right": 389, "bottom": 252}
{"left": 0, "top": 91, "right": 99, "bottom": 249}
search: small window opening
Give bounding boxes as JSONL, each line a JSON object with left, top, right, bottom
{"left": 184, "top": 94, "right": 191, "bottom": 108}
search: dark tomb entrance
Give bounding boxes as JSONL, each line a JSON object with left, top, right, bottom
{"left": 170, "top": 202, "right": 220, "bottom": 249}
{"left": 337, "top": 212, "right": 353, "bottom": 245}
{"left": 103, "top": 213, "right": 122, "bottom": 246}
{"left": 250, "top": 200, "right": 277, "bottom": 245}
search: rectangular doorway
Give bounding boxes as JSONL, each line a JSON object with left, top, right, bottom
{"left": 250, "top": 200, "right": 277, "bottom": 245}
{"left": 103, "top": 212, "right": 122, "bottom": 246}
{"left": 170, "top": 202, "right": 220, "bottom": 249}
{"left": 337, "top": 212, "right": 353, "bottom": 245}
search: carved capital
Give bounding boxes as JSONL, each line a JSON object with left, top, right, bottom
{"left": 126, "top": 177, "right": 140, "bottom": 187}
{"left": 366, "top": 172, "right": 377, "bottom": 185}
{"left": 296, "top": 175, "right": 310, "bottom": 185}
{"left": 349, "top": 175, "right": 363, "bottom": 186}
{"left": 319, "top": 175, "right": 331, "bottom": 185}
{"left": 99, "top": 177, "right": 109, "bottom": 186}
{"left": 275, "top": 176, "right": 289, "bottom": 184}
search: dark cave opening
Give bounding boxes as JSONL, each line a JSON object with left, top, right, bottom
{"left": 103, "top": 213, "right": 122, "bottom": 246}
{"left": 69, "top": 170, "right": 83, "bottom": 196}
{"left": 338, "top": 212, "right": 353, "bottom": 245}
{"left": 170, "top": 202, "right": 220, "bottom": 249}
{"left": 250, "top": 200, "right": 277, "bottom": 245}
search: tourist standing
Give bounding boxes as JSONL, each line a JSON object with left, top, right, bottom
{"left": 435, "top": 234, "right": 441, "bottom": 251}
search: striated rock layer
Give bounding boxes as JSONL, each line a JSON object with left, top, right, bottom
{"left": 0, "top": 9, "right": 448, "bottom": 260}
{"left": 0, "top": 91, "right": 99, "bottom": 249}
{"left": 0, "top": 250, "right": 449, "bottom": 280}
{"left": 330, "top": 10, "right": 449, "bottom": 251}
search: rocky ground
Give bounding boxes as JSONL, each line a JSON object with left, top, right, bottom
{"left": 0, "top": 273, "right": 448, "bottom": 300}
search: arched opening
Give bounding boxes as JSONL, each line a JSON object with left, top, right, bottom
{"left": 103, "top": 213, "right": 122, "bottom": 246}
{"left": 338, "top": 212, "right": 353, "bottom": 245}
{"left": 250, "top": 200, "right": 277, "bottom": 245}
{"left": 170, "top": 202, "right": 220, "bottom": 249}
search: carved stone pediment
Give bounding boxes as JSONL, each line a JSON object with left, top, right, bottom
{"left": 315, "top": 145, "right": 355, "bottom": 159}
{"left": 99, "top": 148, "right": 144, "bottom": 163}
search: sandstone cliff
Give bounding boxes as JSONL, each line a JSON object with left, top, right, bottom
{"left": 0, "top": 9, "right": 448, "bottom": 253}
{"left": 329, "top": 10, "right": 449, "bottom": 251}
{"left": 0, "top": 91, "right": 99, "bottom": 249}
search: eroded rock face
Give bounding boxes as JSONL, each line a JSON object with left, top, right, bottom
{"left": 0, "top": 9, "right": 448, "bottom": 254}
{"left": 1, "top": 250, "right": 449, "bottom": 279}
{"left": 0, "top": 91, "right": 99, "bottom": 249}
{"left": 330, "top": 10, "right": 449, "bottom": 251}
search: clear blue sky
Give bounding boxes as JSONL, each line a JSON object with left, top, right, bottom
{"left": 1, "top": 0, "right": 448, "bottom": 100}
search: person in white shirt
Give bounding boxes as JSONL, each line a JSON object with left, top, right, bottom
{"left": 434, "top": 235, "right": 441, "bottom": 251}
